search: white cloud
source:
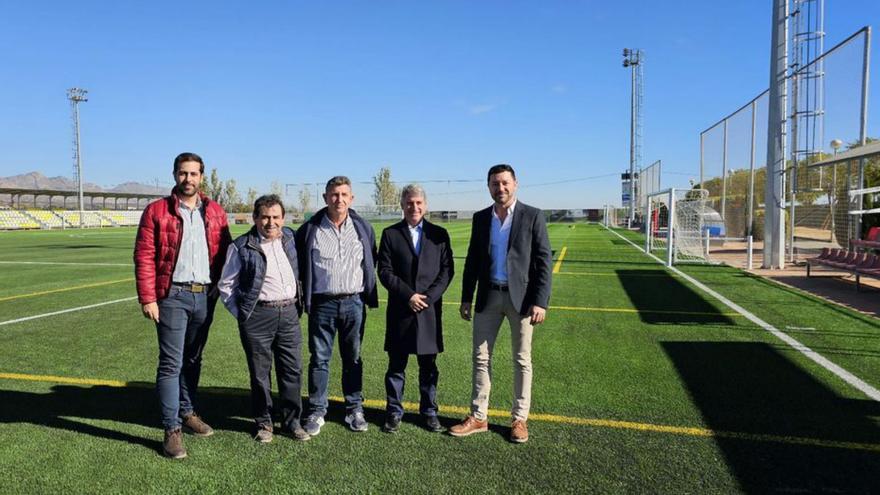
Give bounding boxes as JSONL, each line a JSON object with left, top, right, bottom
{"left": 468, "top": 104, "right": 496, "bottom": 115}
{"left": 551, "top": 84, "right": 567, "bottom": 94}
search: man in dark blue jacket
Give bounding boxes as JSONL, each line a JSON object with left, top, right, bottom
{"left": 295, "top": 176, "right": 379, "bottom": 435}
{"left": 218, "top": 194, "right": 310, "bottom": 443}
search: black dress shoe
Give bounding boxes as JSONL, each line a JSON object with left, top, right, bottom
{"left": 423, "top": 415, "right": 443, "bottom": 433}
{"left": 382, "top": 415, "right": 401, "bottom": 433}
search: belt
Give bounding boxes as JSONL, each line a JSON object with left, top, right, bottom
{"left": 172, "top": 282, "right": 209, "bottom": 293}
{"left": 313, "top": 293, "right": 357, "bottom": 301}
{"left": 489, "top": 283, "right": 509, "bottom": 292}
{"left": 257, "top": 299, "right": 296, "bottom": 308}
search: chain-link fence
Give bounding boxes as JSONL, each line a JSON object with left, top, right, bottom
{"left": 699, "top": 27, "right": 871, "bottom": 265}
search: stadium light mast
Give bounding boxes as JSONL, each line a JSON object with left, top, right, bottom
{"left": 622, "top": 48, "right": 643, "bottom": 229}
{"left": 67, "top": 87, "right": 88, "bottom": 229}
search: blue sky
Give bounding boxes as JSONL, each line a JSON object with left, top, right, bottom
{"left": 0, "top": 1, "right": 877, "bottom": 210}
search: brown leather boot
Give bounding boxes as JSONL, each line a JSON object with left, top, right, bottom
{"left": 510, "top": 419, "right": 529, "bottom": 444}
{"left": 163, "top": 428, "right": 187, "bottom": 459}
{"left": 254, "top": 423, "right": 274, "bottom": 443}
{"left": 448, "top": 416, "right": 488, "bottom": 437}
{"left": 182, "top": 413, "right": 214, "bottom": 437}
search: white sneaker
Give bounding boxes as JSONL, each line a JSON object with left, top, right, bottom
{"left": 344, "top": 411, "right": 368, "bottom": 432}
{"left": 302, "top": 415, "right": 325, "bottom": 436}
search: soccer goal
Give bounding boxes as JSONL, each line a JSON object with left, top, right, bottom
{"left": 645, "top": 188, "right": 711, "bottom": 266}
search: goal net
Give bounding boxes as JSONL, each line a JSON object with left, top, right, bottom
{"left": 646, "top": 188, "right": 710, "bottom": 265}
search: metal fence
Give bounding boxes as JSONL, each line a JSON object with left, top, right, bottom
{"left": 699, "top": 27, "right": 871, "bottom": 263}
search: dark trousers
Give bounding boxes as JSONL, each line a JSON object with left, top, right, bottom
{"left": 156, "top": 287, "right": 216, "bottom": 430}
{"left": 384, "top": 352, "right": 439, "bottom": 418}
{"left": 307, "top": 295, "right": 365, "bottom": 415}
{"left": 239, "top": 304, "right": 304, "bottom": 431}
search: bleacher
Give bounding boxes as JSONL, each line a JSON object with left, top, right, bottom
{"left": 25, "top": 210, "right": 65, "bottom": 228}
{"left": 59, "top": 211, "right": 111, "bottom": 227}
{"left": 0, "top": 209, "right": 40, "bottom": 230}
{"left": 0, "top": 209, "right": 145, "bottom": 230}
{"left": 104, "top": 210, "right": 144, "bottom": 226}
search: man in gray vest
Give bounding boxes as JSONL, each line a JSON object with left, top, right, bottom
{"left": 218, "top": 194, "right": 310, "bottom": 443}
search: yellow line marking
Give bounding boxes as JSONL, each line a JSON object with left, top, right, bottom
{"left": 0, "top": 278, "right": 134, "bottom": 302}
{"left": 0, "top": 372, "right": 128, "bottom": 387}
{"left": 552, "top": 246, "right": 567, "bottom": 274}
{"left": 556, "top": 271, "right": 676, "bottom": 277}
{"left": 2, "top": 371, "right": 877, "bottom": 453}
{"left": 431, "top": 300, "right": 741, "bottom": 318}
{"left": 548, "top": 305, "right": 741, "bottom": 317}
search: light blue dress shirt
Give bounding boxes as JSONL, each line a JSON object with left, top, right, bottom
{"left": 172, "top": 199, "right": 211, "bottom": 284}
{"left": 408, "top": 221, "right": 423, "bottom": 255}
{"left": 489, "top": 201, "right": 516, "bottom": 285}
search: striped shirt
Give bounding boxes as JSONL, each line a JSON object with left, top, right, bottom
{"left": 311, "top": 214, "right": 364, "bottom": 295}
{"left": 172, "top": 199, "right": 211, "bottom": 284}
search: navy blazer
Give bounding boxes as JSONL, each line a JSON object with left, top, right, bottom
{"left": 461, "top": 201, "right": 552, "bottom": 314}
{"left": 377, "top": 219, "right": 454, "bottom": 355}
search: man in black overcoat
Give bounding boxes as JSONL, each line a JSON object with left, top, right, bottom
{"left": 376, "top": 184, "right": 454, "bottom": 433}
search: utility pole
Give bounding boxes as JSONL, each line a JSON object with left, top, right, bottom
{"left": 623, "top": 48, "right": 643, "bottom": 228}
{"left": 67, "top": 88, "right": 88, "bottom": 229}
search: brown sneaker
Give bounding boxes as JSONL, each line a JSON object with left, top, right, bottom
{"left": 163, "top": 428, "right": 187, "bottom": 459}
{"left": 510, "top": 419, "right": 529, "bottom": 443}
{"left": 254, "top": 424, "right": 273, "bottom": 443}
{"left": 448, "top": 416, "right": 488, "bottom": 437}
{"left": 284, "top": 425, "right": 311, "bottom": 442}
{"left": 182, "top": 413, "right": 214, "bottom": 437}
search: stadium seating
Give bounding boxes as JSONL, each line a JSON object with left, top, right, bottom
{"left": 0, "top": 208, "right": 145, "bottom": 230}
{"left": 0, "top": 209, "right": 40, "bottom": 230}
{"left": 105, "top": 210, "right": 143, "bottom": 226}
{"left": 807, "top": 248, "right": 880, "bottom": 290}
{"left": 25, "top": 210, "right": 65, "bottom": 228}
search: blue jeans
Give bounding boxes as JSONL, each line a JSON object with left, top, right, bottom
{"left": 155, "top": 287, "right": 216, "bottom": 430}
{"left": 307, "top": 295, "right": 365, "bottom": 416}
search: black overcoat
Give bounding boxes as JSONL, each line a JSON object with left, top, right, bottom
{"left": 377, "top": 219, "right": 454, "bottom": 355}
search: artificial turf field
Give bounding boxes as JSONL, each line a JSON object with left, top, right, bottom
{"left": 1, "top": 222, "right": 880, "bottom": 493}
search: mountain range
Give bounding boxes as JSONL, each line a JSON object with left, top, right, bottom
{"left": 0, "top": 172, "right": 161, "bottom": 194}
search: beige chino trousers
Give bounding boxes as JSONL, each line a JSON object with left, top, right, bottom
{"left": 470, "top": 288, "right": 534, "bottom": 422}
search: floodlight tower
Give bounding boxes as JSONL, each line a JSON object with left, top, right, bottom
{"left": 788, "top": 0, "right": 825, "bottom": 261}
{"left": 623, "top": 48, "right": 643, "bottom": 228}
{"left": 67, "top": 87, "right": 88, "bottom": 228}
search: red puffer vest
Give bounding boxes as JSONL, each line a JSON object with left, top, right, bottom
{"left": 134, "top": 190, "right": 232, "bottom": 304}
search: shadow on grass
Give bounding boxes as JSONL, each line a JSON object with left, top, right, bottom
{"left": 617, "top": 270, "right": 735, "bottom": 325}
{"left": 0, "top": 382, "right": 476, "bottom": 454}
{"left": 745, "top": 272, "right": 880, "bottom": 323}
{"left": 663, "top": 341, "right": 880, "bottom": 493}
{"left": 42, "top": 244, "right": 126, "bottom": 250}
{"left": 0, "top": 382, "right": 253, "bottom": 454}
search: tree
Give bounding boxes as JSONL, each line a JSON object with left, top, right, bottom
{"left": 372, "top": 166, "right": 398, "bottom": 213}
{"left": 270, "top": 180, "right": 284, "bottom": 197}
{"left": 204, "top": 168, "right": 224, "bottom": 202}
{"left": 298, "top": 186, "right": 312, "bottom": 214}
{"left": 223, "top": 179, "right": 243, "bottom": 212}
{"left": 245, "top": 187, "right": 258, "bottom": 210}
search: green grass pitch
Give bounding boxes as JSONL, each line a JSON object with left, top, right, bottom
{"left": 1, "top": 222, "right": 879, "bottom": 493}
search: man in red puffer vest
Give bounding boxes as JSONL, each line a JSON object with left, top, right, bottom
{"left": 133, "top": 152, "right": 231, "bottom": 459}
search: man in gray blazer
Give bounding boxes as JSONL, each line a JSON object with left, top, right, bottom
{"left": 449, "top": 164, "right": 552, "bottom": 443}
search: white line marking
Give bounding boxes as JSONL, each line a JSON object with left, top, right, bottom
{"left": 601, "top": 225, "right": 880, "bottom": 402}
{"left": 0, "top": 297, "right": 138, "bottom": 326}
{"left": 786, "top": 326, "right": 817, "bottom": 331}
{"left": 0, "top": 261, "right": 132, "bottom": 267}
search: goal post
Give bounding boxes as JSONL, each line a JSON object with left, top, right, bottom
{"left": 646, "top": 188, "right": 711, "bottom": 266}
